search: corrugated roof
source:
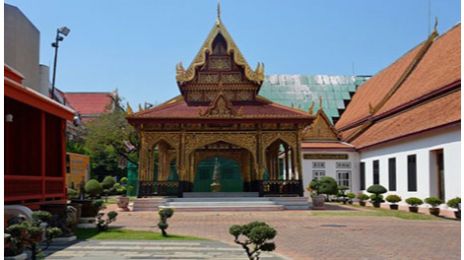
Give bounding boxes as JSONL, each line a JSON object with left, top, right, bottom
{"left": 259, "top": 75, "right": 369, "bottom": 123}
{"left": 65, "top": 92, "right": 114, "bottom": 116}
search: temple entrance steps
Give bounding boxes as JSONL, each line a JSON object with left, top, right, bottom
{"left": 132, "top": 196, "right": 310, "bottom": 211}
{"left": 132, "top": 197, "right": 167, "bottom": 211}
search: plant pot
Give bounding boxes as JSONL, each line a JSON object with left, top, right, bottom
{"left": 312, "top": 195, "right": 325, "bottom": 209}
{"left": 454, "top": 210, "right": 461, "bottom": 219}
{"left": 117, "top": 196, "right": 130, "bottom": 211}
{"left": 68, "top": 203, "right": 82, "bottom": 223}
{"left": 372, "top": 202, "right": 381, "bottom": 208}
{"left": 409, "top": 206, "right": 419, "bottom": 213}
{"left": 429, "top": 207, "right": 440, "bottom": 216}
{"left": 348, "top": 201, "right": 353, "bottom": 205}
{"left": 389, "top": 204, "right": 399, "bottom": 210}
{"left": 359, "top": 201, "right": 366, "bottom": 206}
{"left": 71, "top": 199, "right": 99, "bottom": 218}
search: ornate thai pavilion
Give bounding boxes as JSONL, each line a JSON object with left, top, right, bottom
{"left": 127, "top": 14, "right": 314, "bottom": 197}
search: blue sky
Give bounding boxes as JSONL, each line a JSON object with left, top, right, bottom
{"left": 6, "top": 0, "right": 461, "bottom": 108}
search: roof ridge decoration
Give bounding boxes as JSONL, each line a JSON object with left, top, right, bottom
{"left": 344, "top": 19, "right": 440, "bottom": 142}
{"left": 303, "top": 100, "right": 339, "bottom": 141}
{"left": 200, "top": 89, "right": 239, "bottom": 118}
{"left": 176, "top": 10, "right": 265, "bottom": 85}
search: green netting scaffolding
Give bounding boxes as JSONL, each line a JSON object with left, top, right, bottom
{"left": 127, "top": 161, "right": 138, "bottom": 196}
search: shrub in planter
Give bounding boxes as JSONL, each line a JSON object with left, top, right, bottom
{"left": 67, "top": 188, "right": 79, "bottom": 199}
{"left": 229, "top": 221, "right": 276, "bottom": 260}
{"left": 425, "top": 196, "right": 443, "bottom": 216}
{"left": 385, "top": 194, "right": 402, "bottom": 210}
{"left": 101, "top": 176, "right": 117, "bottom": 190}
{"left": 357, "top": 193, "right": 369, "bottom": 206}
{"left": 447, "top": 197, "right": 461, "bottom": 219}
{"left": 405, "top": 197, "right": 423, "bottom": 213}
{"left": 120, "top": 177, "right": 128, "bottom": 185}
{"left": 309, "top": 177, "right": 338, "bottom": 201}
{"left": 337, "top": 186, "right": 349, "bottom": 204}
{"left": 367, "top": 185, "right": 387, "bottom": 208}
{"left": 347, "top": 192, "right": 356, "bottom": 205}
{"left": 85, "top": 179, "right": 102, "bottom": 198}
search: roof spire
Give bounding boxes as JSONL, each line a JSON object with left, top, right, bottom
{"left": 216, "top": 0, "right": 221, "bottom": 23}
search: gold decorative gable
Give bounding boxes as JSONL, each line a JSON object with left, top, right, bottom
{"left": 176, "top": 19, "right": 264, "bottom": 85}
{"left": 200, "top": 92, "right": 239, "bottom": 118}
{"left": 303, "top": 109, "right": 339, "bottom": 141}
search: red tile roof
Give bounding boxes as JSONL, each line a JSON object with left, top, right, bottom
{"left": 351, "top": 90, "right": 460, "bottom": 149}
{"left": 129, "top": 95, "right": 313, "bottom": 120}
{"left": 335, "top": 24, "right": 461, "bottom": 149}
{"left": 64, "top": 92, "right": 114, "bottom": 116}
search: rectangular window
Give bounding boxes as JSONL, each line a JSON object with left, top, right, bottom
{"left": 312, "top": 170, "right": 325, "bottom": 180}
{"left": 408, "top": 154, "right": 417, "bottom": 191}
{"left": 336, "top": 162, "right": 351, "bottom": 169}
{"left": 360, "top": 162, "right": 365, "bottom": 190}
{"left": 388, "top": 158, "right": 396, "bottom": 191}
{"left": 337, "top": 170, "right": 351, "bottom": 188}
{"left": 312, "top": 162, "right": 325, "bottom": 169}
{"left": 373, "top": 160, "right": 379, "bottom": 185}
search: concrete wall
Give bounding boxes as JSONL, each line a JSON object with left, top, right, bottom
{"left": 5, "top": 4, "right": 48, "bottom": 96}
{"left": 359, "top": 125, "right": 461, "bottom": 204}
{"left": 301, "top": 150, "right": 360, "bottom": 196}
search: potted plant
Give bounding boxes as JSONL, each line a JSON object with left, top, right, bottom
{"left": 405, "top": 197, "right": 423, "bottom": 213}
{"left": 117, "top": 188, "right": 130, "bottom": 211}
{"left": 385, "top": 194, "right": 402, "bottom": 210}
{"left": 308, "top": 177, "right": 338, "bottom": 209}
{"left": 73, "top": 179, "right": 103, "bottom": 218}
{"left": 425, "top": 196, "right": 443, "bottom": 216}
{"left": 346, "top": 192, "right": 356, "bottom": 205}
{"left": 337, "top": 186, "right": 349, "bottom": 204}
{"left": 367, "top": 184, "right": 387, "bottom": 208}
{"left": 357, "top": 193, "right": 369, "bottom": 206}
{"left": 447, "top": 197, "right": 461, "bottom": 219}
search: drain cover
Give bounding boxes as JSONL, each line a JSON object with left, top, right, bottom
{"left": 320, "top": 224, "right": 346, "bottom": 228}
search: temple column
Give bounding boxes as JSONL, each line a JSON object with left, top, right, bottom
{"left": 284, "top": 145, "right": 290, "bottom": 180}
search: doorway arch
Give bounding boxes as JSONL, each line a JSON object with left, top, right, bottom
{"left": 193, "top": 157, "right": 243, "bottom": 192}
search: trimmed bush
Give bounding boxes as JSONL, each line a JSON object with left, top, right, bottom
{"left": 357, "top": 193, "right": 369, "bottom": 201}
{"left": 229, "top": 221, "right": 277, "bottom": 260}
{"left": 405, "top": 197, "right": 423, "bottom": 206}
{"left": 85, "top": 179, "right": 102, "bottom": 197}
{"left": 385, "top": 194, "right": 402, "bottom": 204}
{"left": 158, "top": 208, "right": 174, "bottom": 237}
{"left": 447, "top": 197, "right": 461, "bottom": 209}
{"left": 101, "top": 176, "right": 117, "bottom": 190}
{"left": 367, "top": 184, "right": 387, "bottom": 204}
{"left": 425, "top": 196, "right": 443, "bottom": 208}
{"left": 309, "top": 177, "right": 338, "bottom": 199}
{"left": 67, "top": 188, "right": 78, "bottom": 199}
{"left": 120, "top": 177, "right": 128, "bottom": 185}
{"left": 347, "top": 192, "right": 356, "bottom": 200}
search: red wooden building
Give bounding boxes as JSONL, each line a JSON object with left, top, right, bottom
{"left": 5, "top": 65, "right": 74, "bottom": 209}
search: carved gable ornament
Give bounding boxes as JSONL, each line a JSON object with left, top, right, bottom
{"left": 303, "top": 109, "right": 339, "bottom": 141}
{"left": 201, "top": 92, "right": 238, "bottom": 118}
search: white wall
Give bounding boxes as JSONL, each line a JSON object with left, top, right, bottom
{"left": 359, "top": 126, "right": 461, "bottom": 203}
{"left": 301, "top": 150, "right": 359, "bottom": 197}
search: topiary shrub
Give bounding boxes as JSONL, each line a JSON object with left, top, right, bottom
{"left": 85, "top": 179, "right": 102, "bottom": 198}
{"left": 357, "top": 193, "right": 369, "bottom": 201}
{"left": 101, "top": 176, "right": 117, "bottom": 190}
{"left": 309, "top": 176, "right": 338, "bottom": 200}
{"left": 405, "top": 197, "right": 423, "bottom": 207}
{"left": 447, "top": 197, "right": 461, "bottom": 209}
{"left": 386, "top": 194, "right": 402, "bottom": 204}
{"left": 120, "top": 177, "right": 128, "bottom": 185}
{"left": 367, "top": 185, "right": 387, "bottom": 207}
{"left": 158, "top": 208, "right": 174, "bottom": 237}
{"left": 67, "top": 188, "right": 79, "bottom": 199}
{"left": 96, "top": 211, "right": 118, "bottom": 232}
{"left": 425, "top": 196, "right": 443, "bottom": 208}
{"left": 229, "top": 221, "right": 277, "bottom": 260}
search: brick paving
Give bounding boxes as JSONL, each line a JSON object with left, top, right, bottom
{"left": 106, "top": 204, "right": 461, "bottom": 260}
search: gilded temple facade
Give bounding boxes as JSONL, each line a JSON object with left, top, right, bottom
{"left": 127, "top": 15, "right": 314, "bottom": 197}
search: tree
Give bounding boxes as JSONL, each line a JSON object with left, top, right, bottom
{"left": 84, "top": 100, "right": 139, "bottom": 180}
{"left": 229, "top": 221, "right": 277, "bottom": 260}
{"left": 309, "top": 176, "right": 338, "bottom": 200}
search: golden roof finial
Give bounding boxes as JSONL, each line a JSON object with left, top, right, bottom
{"left": 138, "top": 103, "right": 143, "bottom": 112}
{"left": 308, "top": 101, "right": 315, "bottom": 115}
{"left": 216, "top": 0, "right": 221, "bottom": 24}
{"left": 433, "top": 16, "right": 438, "bottom": 33}
{"left": 318, "top": 96, "right": 323, "bottom": 110}
{"left": 126, "top": 102, "right": 133, "bottom": 115}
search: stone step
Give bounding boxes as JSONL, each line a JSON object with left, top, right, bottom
{"left": 160, "top": 205, "right": 285, "bottom": 212}
{"left": 183, "top": 192, "right": 259, "bottom": 198}
{"left": 168, "top": 197, "right": 272, "bottom": 202}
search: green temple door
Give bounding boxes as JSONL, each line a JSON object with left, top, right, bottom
{"left": 193, "top": 157, "right": 243, "bottom": 192}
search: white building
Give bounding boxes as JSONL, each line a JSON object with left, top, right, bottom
{"left": 302, "top": 23, "right": 461, "bottom": 204}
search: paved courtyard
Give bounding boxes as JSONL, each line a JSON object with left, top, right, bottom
{"left": 107, "top": 205, "right": 460, "bottom": 260}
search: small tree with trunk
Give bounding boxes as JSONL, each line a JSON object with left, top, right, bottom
{"left": 158, "top": 208, "right": 174, "bottom": 237}
{"left": 229, "top": 221, "right": 277, "bottom": 260}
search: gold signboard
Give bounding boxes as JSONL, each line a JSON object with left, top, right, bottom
{"left": 304, "top": 153, "right": 349, "bottom": 160}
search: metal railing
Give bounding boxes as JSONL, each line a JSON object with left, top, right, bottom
{"left": 259, "top": 180, "right": 303, "bottom": 196}
{"left": 138, "top": 181, "right": 180, "bottom": 197}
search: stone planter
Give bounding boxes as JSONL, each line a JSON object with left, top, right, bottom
{"left": 68, "top": 203, "right": 82, "bottom": 224}
{"left": 429, "top": 207, "right": 440, "bottom": 216}
{"left": 117, "top": 196, "right": 130, "bottom": 211}
{"left": 71, "top": 199, "right": 98, "bottom": 218}
{"left": 389, "top": 204, "right": 399, "bottom": 210}
{"left": 409, "top": 206, "right": 419, "bottom": 213}
{"left": 311, "top": 195, "right": 325, "bottom": 209}
{"left": 454, "top": 210, "right": 461, "bottom": 219}
{"left": 359, "top": 201, "right": 366, "bottom": 206}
